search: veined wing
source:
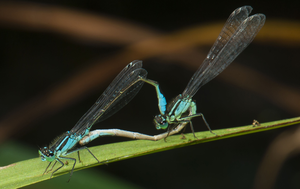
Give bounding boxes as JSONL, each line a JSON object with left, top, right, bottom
{"left": 182, "top": 6, "right": 265, "bottom": 98}
{"left": 70, "top": 60, "right": 147, "bottom": 134}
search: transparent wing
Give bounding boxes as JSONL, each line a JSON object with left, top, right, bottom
{"left": 70, "top": 60, "right": 147, "bottom": 134}
{"left": 182, "top": 6, "right": 266, "bottom": 98}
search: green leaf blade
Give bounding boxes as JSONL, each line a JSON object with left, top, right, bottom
{"left": 1, "top": 116, "right": 300, "bottom": 188}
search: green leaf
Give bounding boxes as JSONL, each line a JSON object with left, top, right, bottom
{"left": 1, "top": 117, "right": 300, "bottom": 188}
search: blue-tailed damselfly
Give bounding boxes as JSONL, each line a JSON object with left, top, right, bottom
{"left": 80, "top": 6, "right": 266, "bottom": 143}
{"left": 144, "top": 6, "right": 266, "bottom": 137}
{"left": 39, "top": 60, "right": 148, "bottom": 181}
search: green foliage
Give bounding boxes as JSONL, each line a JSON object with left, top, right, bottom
{"left": 1, "top": 117, "right": 300, "bottom": 188}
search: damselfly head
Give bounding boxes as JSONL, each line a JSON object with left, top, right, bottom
{"left": 154, "top": 115, "right": 168, "bottom": 130}
{"left": 39, "top": 147, "right": 55, "bottom": 162}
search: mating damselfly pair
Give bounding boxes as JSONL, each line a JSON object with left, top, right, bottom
{"left": 39, "top": 6, "right": 266, "bottom": 181}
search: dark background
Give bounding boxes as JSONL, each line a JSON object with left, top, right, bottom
{"left": 0, "top": 0, "right": 300, "bottom": 189}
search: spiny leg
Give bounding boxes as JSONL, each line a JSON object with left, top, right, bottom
{"left": 43, "top": 161, "right": 53, "bottom": 175}
{"left": 66, "top": 148, "right": 103, "bottom": 181}
{"left": 180, "top": 123, "right": 188, "bottom": 139}
{"left": 83, "top": 146, "right": 100, "bottom": 163}
{"left": 164, "top": 127, "right": 172, "bottom": 142}
{"left": 58, "top": 157, "right": 77, "bottom": 182}
{"left": 164, "top": 120, "right": 189, "bottom": 141}
{"left": 67, "top": 146, "right": 100, "bottom": 163}
{"left": 46, "top": 161, "right": 58, "bottom": 174}
{"left": 189, "top": 121, "right": 198, "bottom": 139}
{"left": 178, "top": 113, "right": 217, "bottom": 135}
{"left": 81, "top": 146, "right": 105, "bottom": 165}
{"left": 51, "top": 147, "right": 99, "bottom": 182}
{"left": 50, "top": 159, "right": 65, "bottom": 179}
{"left": 164, "top": 122, "right": 182, "bottom": 141}
{"left": 199, "top": 113, "right": 216, "bottom": 135}
{"left": 77, "top": 151, "right": 81, "bottom": 163}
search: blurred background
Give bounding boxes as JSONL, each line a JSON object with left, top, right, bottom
{"left": 0, "top": 0, "right": 300, "bottom": 189}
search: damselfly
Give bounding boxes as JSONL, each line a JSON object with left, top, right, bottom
{"left": 79, "top": 6, "right": 266, "bottom": 142}
{"left": 142, "top": 6, "right": 266, "bottom": 137}
{"left": 39, "top": 60, "right": 148, "bottom": 181}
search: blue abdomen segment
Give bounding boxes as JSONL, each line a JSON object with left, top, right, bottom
{"left": 157, "top": 87, "right": 167, "bottom": 115}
